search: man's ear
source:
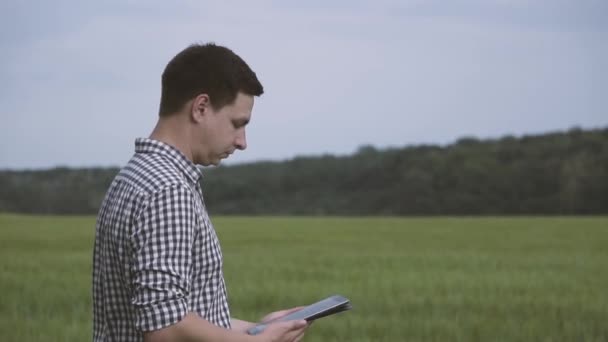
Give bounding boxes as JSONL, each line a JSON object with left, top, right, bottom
{"left": 191, "top": 94, "right": 211, "bottom": 123}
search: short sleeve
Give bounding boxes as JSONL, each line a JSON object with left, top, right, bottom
{"left": 129, "top": 184, "right": 197, "bottom": 332}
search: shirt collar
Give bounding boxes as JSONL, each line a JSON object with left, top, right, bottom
{"left": 134, "top": 137, "right": 203, "bottom": 184}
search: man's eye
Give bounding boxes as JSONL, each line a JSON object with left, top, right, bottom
{"left": 232, "top": 120, "right": 248, "bottom": 128}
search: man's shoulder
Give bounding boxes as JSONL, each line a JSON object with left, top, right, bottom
{"left": 114, "top": 152, "right": 194, "bottom": 196}
{"left": 96, "top": 153, "right": 199, "bottom": 231}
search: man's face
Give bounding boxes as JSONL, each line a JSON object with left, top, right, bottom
{"left": 194, "top": 92, "right": 254, "bottom": 166}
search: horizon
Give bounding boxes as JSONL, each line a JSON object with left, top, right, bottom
{"left": 1, "top": 125, "right": 603, "bottom": 171}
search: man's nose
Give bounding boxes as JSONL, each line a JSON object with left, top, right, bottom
{"left": 235, "top": 130, "right": 247, "bottom": 150}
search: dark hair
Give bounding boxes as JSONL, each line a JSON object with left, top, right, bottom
{"left": 158, "top": 43, "right": 264, "bottom": 116}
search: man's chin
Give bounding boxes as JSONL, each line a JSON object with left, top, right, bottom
{"left": 211, "top": 157, "right": 225, "bottom": 166}
{"left": 197, "top": 156, "right": 224, "bottom": 167}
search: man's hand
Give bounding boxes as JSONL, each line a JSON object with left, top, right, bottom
{"left": 255, "top": 307, "right": 311, "bottom": 342}
{"left": 256, "top": 320, "right": 308, "bottom": 342}
{"left": 231, "top": 307, "right": 311, "bottom": 336}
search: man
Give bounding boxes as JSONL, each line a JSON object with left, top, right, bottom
{"left": 93, "top": 43, "right": 309, "bottom": 342}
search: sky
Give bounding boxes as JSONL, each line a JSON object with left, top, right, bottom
{"left": 1, "top": 0, "right": 606, "bottom": 169}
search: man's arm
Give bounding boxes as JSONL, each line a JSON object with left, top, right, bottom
{"left": 144, "top": 313, "right": 254, "bottom": 342}
{"left": 231, "top": 318, "right": 255, "bottom": 333}
{"left": 131, "top": 186, "right": 308, "bottom": 342}
{"left": 144, "top": 312, "right": 307, "bottom": 342}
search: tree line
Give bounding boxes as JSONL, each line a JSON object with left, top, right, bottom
{"left": 1, "top": 127, "right": 606, "bottom": 215}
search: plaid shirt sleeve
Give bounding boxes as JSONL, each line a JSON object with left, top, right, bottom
{"left": 129, "top": 183, "right": 196, "bottom": 332}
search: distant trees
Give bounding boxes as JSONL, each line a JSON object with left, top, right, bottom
{"left": 0, "top": 168, "right": 116, "bottom": 214}
{"left": 1, "top": 127, "right": 607, "bottom": 215}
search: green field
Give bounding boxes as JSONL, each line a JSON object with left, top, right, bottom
{"left": 0, "top": 214, "right": 607, "bottom": 341}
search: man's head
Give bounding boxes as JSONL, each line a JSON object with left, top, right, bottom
{"left": 158, "top": 43, "right": 264, "bottom": 166}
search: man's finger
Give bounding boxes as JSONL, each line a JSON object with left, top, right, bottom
{"left": 284, "top": 324, "right": 307, "bottom": 342}
{"left": 292, "top": 326, "right": 307, "bottom": 342}
{"left": 271, "top": 319, "right": 307, "bottom": 332}
{"left": 289, "top": 319, "right": 307, "bottom": 330}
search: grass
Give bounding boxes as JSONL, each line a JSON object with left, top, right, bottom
{"left": 0, "top": 214, "right": 607, "bottom": 341}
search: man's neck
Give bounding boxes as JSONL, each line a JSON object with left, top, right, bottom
{"left": 149, "top": 116, "right": 194, "bottom": 161}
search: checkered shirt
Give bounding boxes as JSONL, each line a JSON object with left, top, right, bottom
{"left": 92, "top": 138, "right": 231, "bottom": 342}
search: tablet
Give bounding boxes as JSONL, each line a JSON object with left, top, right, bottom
{"left": 246, "top": 295, "right": 352, "bottom": 335}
